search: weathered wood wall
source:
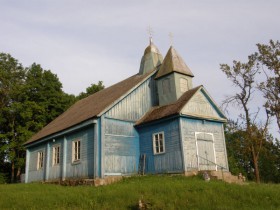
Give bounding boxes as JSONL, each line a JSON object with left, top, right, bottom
{"left": 26, "top": 125, "right": 95, "bottom": 182}
{"left": 105, "top": 78, "right": 155, "bottom": 121}
{"left": 102, "top": 77, "right": 156, "bottom": 175}
{"left": 138, "top": 118, "right": 184, "bottom": 174}
{"left": 157, "top": 73, "right": 193, "bottom": 106}
{"left": 65, "top": 126, "right": 94, "bottom": 179}
{"left": 182, "top": 91, "right": 221, "bottom": 119}
{"left": 103, "top": 118, "right": 139, "bottom": 175}
{"left": 48, "top": 136, "right": 63, "bottom": 180}
{"left": 28, "top": 144, "right": 46, "bottom": 182}
{"left": 181, "top": 118, "right": 228, "bottom": 172}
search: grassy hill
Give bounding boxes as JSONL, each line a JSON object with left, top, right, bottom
{"left": 0, "top": 175, "right": 280, "bottom": 209}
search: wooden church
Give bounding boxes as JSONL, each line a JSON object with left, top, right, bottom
{"left": 24, "top": 39, "right": 229, "bottom": 183}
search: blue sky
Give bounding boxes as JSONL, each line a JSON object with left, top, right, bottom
{"left": 1, "top": 0, "right": 279, "bottom": 137}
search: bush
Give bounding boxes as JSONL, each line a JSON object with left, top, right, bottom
{"left": 0, "top": 173, "right": 8, "bottom": 184}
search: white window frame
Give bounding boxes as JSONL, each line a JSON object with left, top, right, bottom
{"left": 52, "top": 145, "right": 60, "bottom": 166}
{"left": 180, "top": 78, "right": 188, "bottom": 93}
{"left": 153, "top": 132, "right": 165, "bottom": 155}
{"left": 37, "top": 151, "right": 44, "bottom": 170}
{"left": 72, "top": 140, "right": 81, "bottom": 162}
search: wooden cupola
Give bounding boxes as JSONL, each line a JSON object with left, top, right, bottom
{"left": 139, "top": 38, "right": 163, "bottom": 75}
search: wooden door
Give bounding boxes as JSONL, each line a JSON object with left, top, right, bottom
{"left": 196, "top": 133, "right": 216, "bottom": 171}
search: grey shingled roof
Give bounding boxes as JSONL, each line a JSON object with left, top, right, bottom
{"left": 136, "top": 86, "right": 202, "bottom": 125}
{"left": 155, "top": 46, "right": 194, "bottom": 79}
{"left": 25, "top": 72, "right": 154, "bottom": 145}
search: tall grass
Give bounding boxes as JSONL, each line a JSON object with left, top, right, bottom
{"left": 0, "top": 175, "right": 280, "bottom": 209}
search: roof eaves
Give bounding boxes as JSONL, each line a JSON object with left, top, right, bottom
{"left": 179, "top": 113, "right": 227, "bottom": 123}
{"left": 24, "top": 118, "right": 97, "bottom": 146}
{"left": 155, "top": 70, "right": 194, "bottom": 80}
{"left": 135, "top": 113, "right": 179, "bottom": 127}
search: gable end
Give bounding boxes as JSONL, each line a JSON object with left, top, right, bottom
{"left": 181, "top": 88, "right": 226, "bottom": 121}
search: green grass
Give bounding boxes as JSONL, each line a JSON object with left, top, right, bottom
{"left": 1, "top": 175, "right": 280, "bottom": 210}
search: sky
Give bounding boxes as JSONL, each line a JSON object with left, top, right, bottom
{"left": 1, "top": 0, "right": 279, "bottom": 137}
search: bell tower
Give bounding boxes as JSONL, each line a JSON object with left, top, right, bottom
{"left": 155, "top": 46, "right": 194, "bottom": 106}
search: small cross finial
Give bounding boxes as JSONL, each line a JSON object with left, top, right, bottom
{"left": 147, "top": 26, "right": 154, "bottom": 44}
{"left": 169, "top": 32, "right": 173, "bottom": 46}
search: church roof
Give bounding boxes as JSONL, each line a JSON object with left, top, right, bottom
{"left": 155, "top": 46, "right": 194, "bottom": 79}
{"left": 25, "top": 71, "right": 155, "bottom": 145}
{"left": 136, "top": 86, "right": 201, "bottom": 125}
{"left": 136, "top": 85, "right": 226, "bottom": 125}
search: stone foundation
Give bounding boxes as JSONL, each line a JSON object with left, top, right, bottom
{"left": 44, "top": 176, "right": 123, "bottom": 186}
{"left": 198, "top": 170, "right": 246, "bottom": 184}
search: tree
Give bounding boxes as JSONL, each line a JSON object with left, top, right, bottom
{"left": 77, "top": 81, "right": 104, "bottom": 100}
{"left": 220, "top": 54, "right": 270, "bottom": 183}
{"left": 224, "top": 120, "right": 251, "bottom": 178}
{"left": 258, "top": 137, "right": 280, "bottom": 183}
{"left": 0, "top": 53, "right": 26, "bottom": 182}
{"left": 225, "top": 120, "right": 280, "bottom": 183}
{"left": 0, "top": 56, "right": 76, "bottom": 182}
{"left": 256, "top": 40, "right": 280, "bottom": 131}
{"left": 24, "top": 63, "right": 76, "bottom": 125}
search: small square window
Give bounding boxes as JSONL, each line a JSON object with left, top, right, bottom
{"left": 52, "top": 145, "right": 60, "bottom": 165}
{"left": 72, "top": 140, "right": 81, "bottom": 162}
{"left": 37, "top": 151, "right": 44, "bottom": 170}
{"left": 153, "top": 132, "right": 165, "bottom": 154}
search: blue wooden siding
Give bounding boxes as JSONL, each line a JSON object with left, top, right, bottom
{"left": 102, "top": 77, "right": 156, "bottom": 175}
{"left": 65, "top": 125, "right": 94, "bottom": 178}
{"left": 48, "top": 137, "right": 63, "bottom": 180}
{"left": 27, "top": 144, "right": 46, "bottom": 182}
{"left": 26, "top": 125, "right": 95, "bottom": 182}
{"left": 180, "top": 118, "right": 228, "bottom": 171}
{"left": 103, "top": 118, "right": 139, "bottom": 174}
{"left": 138, "top": 118, "right": 183, "bottom": 174}
{"left": 105, "top": 78, "right": 155, "bottom": 121}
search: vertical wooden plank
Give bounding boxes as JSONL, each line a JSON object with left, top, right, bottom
{"left": 138, "top": 118, "right": 183, "bottom": 174}
{"left": 178, "top": 117, "right": 186, "bottom": 172}
{"left": 221, "top": 124, "right": 229, "bottom": 170}
{"left": 45, "top": 142, "right": 50, "bottom": 181}
{"left": 101, "top": 115, "right": 105, "bottom": 178}
{"left": 25, "top": 149, "right": 30, "bottom": 183}
{"left": 105, "top": 78, "right": 153, "bottom": 121}
{"left": 62, "top": 136, "right": 67, "bottom": 180}
{"left": 94, "top": 122, "right": 98, "bottom": 178}
{"left": 103, "top": 118, "right": 140, "bottom": 175}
